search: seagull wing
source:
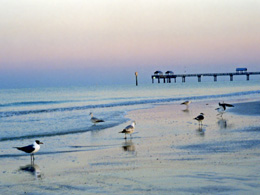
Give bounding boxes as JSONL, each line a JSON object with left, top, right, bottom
{"left": 194, "top": 115, "right": 204, "bottom": 120}
{"left": 181, "top": 101, "right": 189, "bottom": 105}
{"left": 14, "top": 144, "right": 35, "bottom": 153}
{"left": 224, "top": 103, "right": 234, "bottom": 107}
{"left": 219, "top": 102, "right": 234, "bottom": 108}
{"left": 121, "top": 125, "right": 134, "bottom": 133}
{"left": 92, "top": 117, "right": 104, "bottom": 123}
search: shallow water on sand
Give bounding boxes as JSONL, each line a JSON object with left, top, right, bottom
{"left": 1, "top": 98, "right": 260, "bottom": 194}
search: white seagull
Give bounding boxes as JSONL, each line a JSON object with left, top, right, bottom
{"left": 194, "top": 113, "right": 204, "bottom": 126}
{"left": 89, "top": 112, "right": 104, "bottom": 124}
{"left": 181, "top": 100, "right": 191, "bottom": 108}
{"left": 216, "top": 102, "right": 234, "bottom": 117}
{"left": 14, "top": 140, "right": 43, "bottom": 162}
{"left": 119, "top": 121, "right": 136, "bottom": 139}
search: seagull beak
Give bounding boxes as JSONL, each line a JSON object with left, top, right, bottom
{"left": 39, "top": 142, "right": 43, "bottom": 144}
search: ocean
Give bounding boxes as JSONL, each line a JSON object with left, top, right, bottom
{"left": 1, "top": 80, "right": 260, "bottom": 142}
{"left": 1, "top": 79, "right": 260, "bottom": 194}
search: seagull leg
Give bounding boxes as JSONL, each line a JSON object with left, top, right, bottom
{"left": 30, "top": 154, "right": 34, "bottom": 164}
{"left": 124, "top": 134, "right": 127, "bottom": 139}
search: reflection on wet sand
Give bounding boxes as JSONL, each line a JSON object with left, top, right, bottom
{"left": 217, "top": 118, "right": 233, "bottom": 129}
{"left": 122, "top": 140, "right": 135, "bottom": 152}
{"left": 196, "top": 126, "right": 205, "bottom": 136}
{"left": 19, "top": 163, "right": 42, "bottom": 179}
{"left": 217, "top": 118, "right": 228, "bottom": 129}
{"left": 182, "top": 108, "right": 190, "bottom": 113}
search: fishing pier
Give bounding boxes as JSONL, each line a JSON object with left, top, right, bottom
{"left": 151, "top": 68, "right": 260, "bottom": 83}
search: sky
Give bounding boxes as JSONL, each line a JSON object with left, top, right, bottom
{"left": 0, "top": 0, "right": 260, "bottom": 88}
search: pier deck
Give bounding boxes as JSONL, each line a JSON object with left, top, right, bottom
{"left": 151, "top": 71, "right": 260, "bottom": 83}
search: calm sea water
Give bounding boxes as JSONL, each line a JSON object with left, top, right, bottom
{"left": 0, "top": 80, "right": 260, "bottom": 141}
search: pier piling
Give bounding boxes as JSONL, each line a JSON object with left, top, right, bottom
{"left": 182, "top": 76, "right": 186, "bottom": 83}
{"left": 198, "top": 75, "right": 201, "bottom": 82}
{"left": 214, "top": 75, "right": 217, "bottom": 82}
{"left": 230, "top": 74, "right": 233, "bottom": 81}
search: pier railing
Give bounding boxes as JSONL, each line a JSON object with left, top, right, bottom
{"left": 151, "top": 71, "right": 260, "bottom": 83}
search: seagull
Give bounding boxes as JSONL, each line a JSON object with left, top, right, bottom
{"left": 194, "top": 113, "right": 204, "bottom": 126}
{"left": 89, "top": 112, "right": 104, "bottom": 124}
{"left": 119, "top": 121, "right": 136, "bottom": 139}
{"left": 14, "top": 140, "right": 43, "bottom": 162}
{"left": 181, "top": 100, "right": 191, "bottom": 109}
{"left": 216, "top": 102, "right": 234, "bottom": 117}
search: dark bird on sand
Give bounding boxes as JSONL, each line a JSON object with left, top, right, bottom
{"left": 14, "top": 140, "right": 43, "bottom": 162}
{"left": 194, "top": 113, "right": 204, "bottom": 126}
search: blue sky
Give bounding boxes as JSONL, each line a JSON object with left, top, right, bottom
{"left": 0, "top": 0, "right": 260, "bottom": 88}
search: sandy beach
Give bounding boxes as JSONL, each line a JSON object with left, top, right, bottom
{"left": 1, "top": 99, "right": 260, "bottom": 194}
{"left": 1, "top": 0, "right": 260, "bottom": 193}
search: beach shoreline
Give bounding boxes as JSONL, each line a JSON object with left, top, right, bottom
{"left": 1, "top": 98, "right": 260, "bottom": 194}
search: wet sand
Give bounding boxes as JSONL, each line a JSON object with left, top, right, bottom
{"left": 231, "top": 101, "right": 260, "bottom": 116}
{"left": 1, "top": 99, "right": 260, "bottom": 194}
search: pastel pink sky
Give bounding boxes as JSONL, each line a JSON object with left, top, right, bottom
{"left": 0, "top": 0, "right": 260, "bottom": 87}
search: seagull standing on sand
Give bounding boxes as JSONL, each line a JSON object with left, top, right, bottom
{"left": 89, "top": 112, "right": 104, "bottom": 125}
{"left": 194, "top": 113, "right": 204, "bottom": 126}
{"left": 181, "top": 100, "right": 191, "bottom": 109}
{"left": 119, "top": 121, "right": 136, "bottom": 139}
{"left": 216, "top": 102, "right": 234, "bottom": 117}
{"left": 14, "top": 140, "right": 43, "bottom": 162}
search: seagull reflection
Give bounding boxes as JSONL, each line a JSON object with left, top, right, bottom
{"left": 196, "top": 126, "right": 205, "bottom": 136}
{"left": 19, "top": 163, "right": 42, "bottom": 179}
{"left": 122, "top": 140, "right": 135, "bottom": 152}
{"left": 182, "top": 108, "right": 190, "bottom": 113}
{"left": 217, "top": 118, "right": 228, "bottom": 129}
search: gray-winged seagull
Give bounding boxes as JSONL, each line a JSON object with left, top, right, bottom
{"left": 119, "top": 121, "right": 136, "bottom": 139}
{"left": 14, "top": 140, "right": 43, "bottom": 162}
{"left": 181, "top": 100, "right": 191, "bottom": 109}
{"left": 89, "top": 112, "right": 105, "bottom": 124}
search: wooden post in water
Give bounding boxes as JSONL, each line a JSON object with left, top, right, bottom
{"left": 135, "top": 72, "right": 138, "bottom": 86}
{"left": 230, "top": 74, "right": 233, "bottom": 81}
